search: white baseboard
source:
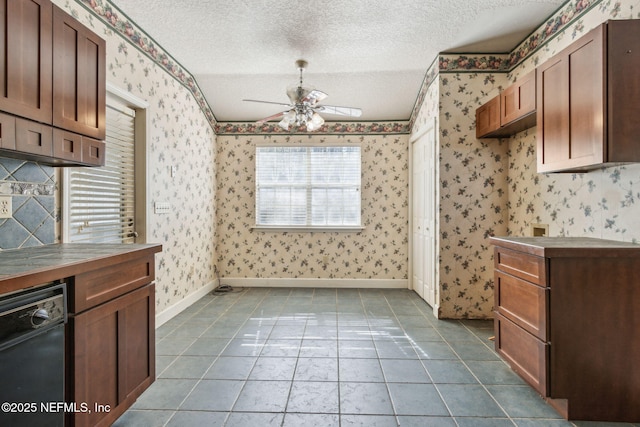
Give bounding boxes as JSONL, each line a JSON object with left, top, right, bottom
{"left": 155, "top": 278, "right": 408, "bottom": 327}
{"left": 155, "top": 280, "right": 216, "bottom": 328}
{"left": 221, "top": 277, "right": 408, "bottom": 289}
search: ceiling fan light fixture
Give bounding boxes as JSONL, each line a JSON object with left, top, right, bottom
{"left": 246, "top": 59, "right": 362, "bottom": 132}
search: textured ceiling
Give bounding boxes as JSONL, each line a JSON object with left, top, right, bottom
{"left": 110, "top": 0, "right": 566, "bottom": 122}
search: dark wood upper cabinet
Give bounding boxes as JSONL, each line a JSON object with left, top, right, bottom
{"left": 0, "top": 0, "right": 53, "bottom": 124}
{"left": 537, "top": 20, "right": 640, "bottom": 172}
{"left": 475, "top": 96, "right": 500, "bottom": 138}
{"left": 0, "top": 0, "right": 105, "bottom": 166}
{"left": 52, "top": 5, "right": 106, "bottom": 140}
{"left": 501, "top": 71, "right": 536, "bottom": 127}
{"left": 476, "top": 71, "right": 536, "bottom": 139}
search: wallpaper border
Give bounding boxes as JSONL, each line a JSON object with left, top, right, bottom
{"left": 215, "top": 121, "right": 411, "bottom": 135}
{"left": 78, "top": 0, "right": 218, "bottom": 128}
{"left": 76, "top": 0, "right": 412, "bottom": 136}
{"left": 79, "top": 0, "right": 602, "bottom": 137}
{"left": 408, "top": 0, "right": 604, "bottom": 126}
{"left": 438, "top": 0, "right": 602, "bottom": 73}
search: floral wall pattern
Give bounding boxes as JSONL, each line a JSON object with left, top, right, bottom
{"left": 436, "top": 73, "right": 510, "bottom": 318}
{"left": 52, "top": 0, "right": 217, "bottom": 314}
{"left": 410, "top": 0, "right": 640, "bottom": 319}
{"left": 412, "top": 71, "right": 510, "bottom": 319}
{"left": 506, "top": 0, "right": 640, "bottom": 243}
{"left": 7, "top": 0, "right": 640, "bottom": 323}
{"left": 216, "top": 134, "right": 409, "bottom": 282}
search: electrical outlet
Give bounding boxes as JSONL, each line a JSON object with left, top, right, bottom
{"left": 0, "top": 196, "right": 12, "bottom": 219}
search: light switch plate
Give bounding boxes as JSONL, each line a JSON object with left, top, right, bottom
{"left": 154, "top": 201, "right": 171, "bottom": 214}
{"left": 0, "top": 196, "right": 12, "bottom": 218}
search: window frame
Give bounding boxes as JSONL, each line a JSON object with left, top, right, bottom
{"left": 62, "top": 84, "right": 149, "bottom": 243}
{"left": 253, "top": 144, "right": 364, "bottom": 232}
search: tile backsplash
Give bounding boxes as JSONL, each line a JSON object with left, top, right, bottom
{"left": 0, "top": 157, "right": 56, "bottom": 250}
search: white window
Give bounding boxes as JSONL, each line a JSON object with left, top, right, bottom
{"left": 255, "top": 146, "right": 362, "bottom": 230}
{"left": 63, "top": 85, "right": 148, "bottom": 244}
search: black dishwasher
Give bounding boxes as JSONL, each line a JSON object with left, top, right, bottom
{"left": 0, "top": 282, "right": 67, "bottom": 427}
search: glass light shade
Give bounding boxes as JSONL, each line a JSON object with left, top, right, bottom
{"left": 278, "top": 118, "right": 290, "bottom": 130}
{"left": 306, "top": 112, "right": 325, "bottom": 131}
{"left": 278, "top": 110, "right": 297, "bottom": 130}
{"left": 283, "top": 110, "right": 296, "bottom": 121}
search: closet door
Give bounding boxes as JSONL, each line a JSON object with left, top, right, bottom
{"left": 412, "top": 135, "right": 427, "bottom": 300}
{"left": 411, "top": 120, "right": 437, "bottom": 308}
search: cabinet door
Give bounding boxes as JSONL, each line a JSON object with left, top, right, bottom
{"left": 476, "top": 95, "right": 500, "bottom": 138}
{"left": 118, "top": 284, "right": 155, "bottom": 404}
{"left": 495, "top": 313, "right": 548, "bottom": 395}
{"left": 70, "top": 284, "right": 155, "bottom": 427}
{"left": 537, "top": 25, "right": 605, "bottom": 172}
{"left": 0, "top": 0, "right": 53, "bottom": 124}
{"left": 501, "top": 71, "right": 535, "bottom": 126}
{"left": 52, "top": 5, "right": 106, "bottom": 140}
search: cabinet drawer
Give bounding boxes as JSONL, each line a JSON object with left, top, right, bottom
{"left": 495, "top": 313, "right": 548, "bottom": 395}
{"left": 495, "top": 271, "right": 548, "bottom": 340}
{"left": 494, "top": 246, "right": 546, "bottom": 285}
{"left": 81, "top": 136, "right": 106, "bottom": 166}
{"left": 70, "top": 254, "right": 155, "bottom": 313}
{"left": 0, "top": 113, "right": 16, "bottom": 149}
{"left": 15, "top": 118, "right": 53, "bottom": 157}
{"left": 53, "top": 128, "right": 82, "bottom": 162}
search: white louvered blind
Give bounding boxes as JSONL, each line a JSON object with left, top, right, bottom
{"left": 256, "top": 146, "right": 361, "bottom": 227}
{"left": 67, "top": 102, "right": 136, "bottom": 243}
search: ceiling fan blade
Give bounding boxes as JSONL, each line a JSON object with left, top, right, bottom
{"left": 301, "top": 89, "right": 328, "bottom": 105}
{"left": 243, "top": 99, "right": 293, "bottom": 108}
{"left": 314, "top": 105, "right": 362, "bottom": 118}
{"left": 256, "top": 111, "right": 286, "bottom": 124}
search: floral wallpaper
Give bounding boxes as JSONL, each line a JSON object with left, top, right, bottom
{"left": 506, "top": 0, "right": 640, "bottom": 243}
{"left": 409, "top": 0, "right": 640, "bottom": 319}
{"left": 7, "top": 0, "right": 640, "bottom": 322}
{"left": 411, "top": 70, "right": 510, "bottom": 319}
{"left": 52, "top": 0, "right": 217, "bottom": 314}
{"left": 216, "top": 134, "right": 409, "bottom": 281}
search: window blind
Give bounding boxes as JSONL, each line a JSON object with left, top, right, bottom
{"left": 256, "top": 146, "right": 361, "bottom": 227}
{"left": 66, "top": 102, "right": 136, "bottom": 243}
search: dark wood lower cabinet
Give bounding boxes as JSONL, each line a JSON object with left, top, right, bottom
{"left": 67, "top": 283, "right": 155, "bottom": 427}
{"left": 490, "top": 237, "right": 640, "bottom": 422}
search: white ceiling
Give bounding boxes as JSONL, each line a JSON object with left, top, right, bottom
{"left": 110, "top": 0, "right": 566, "bottom": 123}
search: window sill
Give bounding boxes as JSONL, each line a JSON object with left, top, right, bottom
{"left": 251, "top": 225, "right": 365, "bottom": 233}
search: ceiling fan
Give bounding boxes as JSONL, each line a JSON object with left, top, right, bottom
{"left": 243, "top": 59, "right": 362, "bottom": 132}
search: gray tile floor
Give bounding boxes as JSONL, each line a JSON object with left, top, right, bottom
{"left": 114, "top": 288, "right": 639, "bottom": 427}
